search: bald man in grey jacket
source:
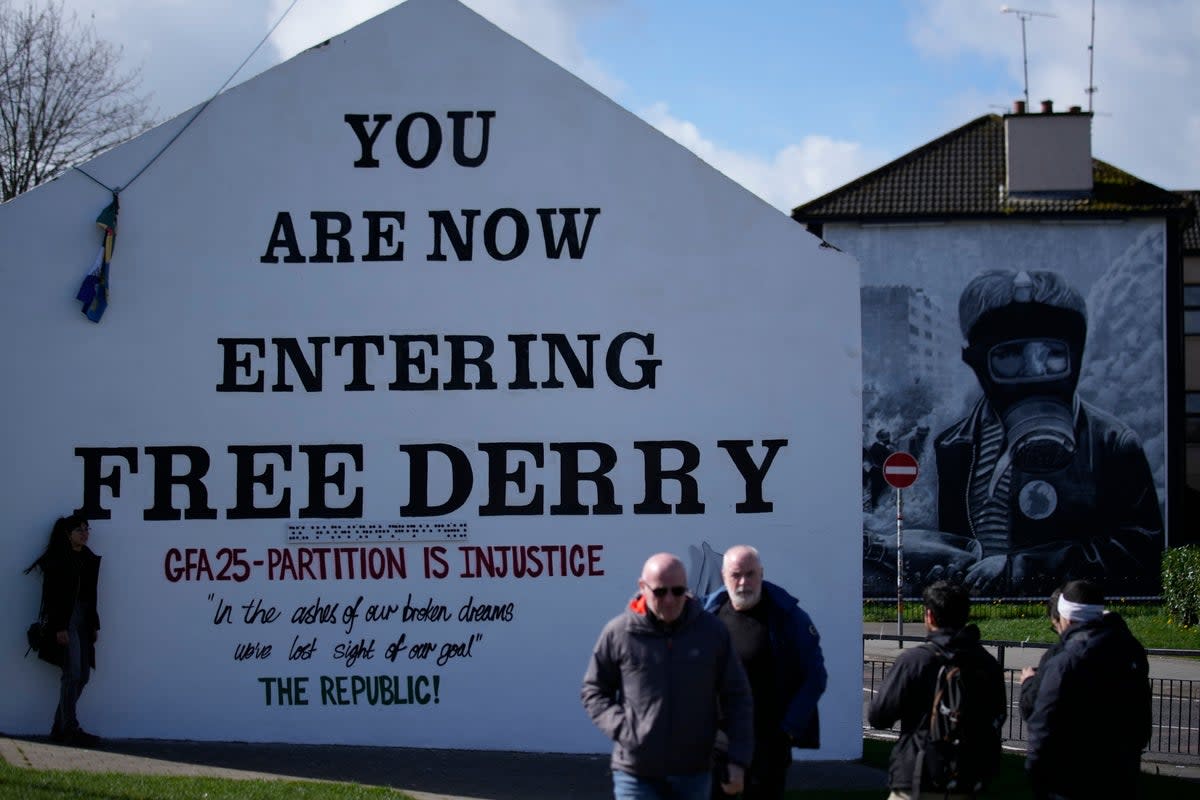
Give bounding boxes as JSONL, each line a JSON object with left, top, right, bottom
{"left": 582, "top": 553, "right": 753, "bottom": 799}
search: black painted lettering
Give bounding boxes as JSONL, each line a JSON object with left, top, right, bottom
{"left": 718, "top": 439, "right": 788, "bottom": 513}
{"left": 344, "top": 113, "right": 393, "bottom": 168}
{"left": 447, "top": 110, "right": 495, "bottom": 167}
{"left": 483, "top": 208, "right": 528, "bottom": 261}
{"left": 260, "top": 212, "right": 306, "bottom": 263}
{"left": 227, "top": 445, "right": 292, "bottom": 519}
{"left": 506, "top": 334, "right": 537, "bottom": 390}
{"left": 399, "top": 444, "right": 473, "bottom": 517}
{"left": 427, "top": 209, "right": 480, "bottom": 261}
{"left": 541, "top": 333, "right": 599, "bottom": 389}
{"left": 607, "top": 332, "right": 660, "bottom": 390}
{"left": 549, "top": 442, "right": 621, "bottom": 515}
{"left": 396, "top": 112, "right": 441, "bottom": 168}
{"left": 443, "top": 335, "right": 497, "bottom": 390}
{"left": 537, "top": 208, "right": 600, "bottom": 259}
{"left": 75, "top": 447, "right": 138, "bottom": 520}
{"left": 633, "top": 440, "right": 705, "bottom": 514}
{"left": 298, "top": 444, "right": 364, "bottom": 519}
{"left": 334, "top": 336, "right": 385, "bottom": 391}
{"left": 216, "top": 338, "right": 266, "bottom": 392}
{"left": 362, "top": 211, "right": 405, "bottom": 261}
{"left": 387, "top": 334, "right": 439, "bottom": 390}
{"left": 144, "top": 445, "right": 218, "bottom": 521}
{"left": 310, "top": 211, "right": 353, "bottom": 263}
{"left": 478, "top": 443, "right": 544, "bottom": 516}
{"left": 273, "top": 337, "right": 330, "bottom": 392}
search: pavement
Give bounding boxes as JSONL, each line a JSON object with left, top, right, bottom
{"left": 0, "top": 735, "right": 888, "bottom": 798}
{"left": 1, "top": 623, "right": 1196, "bottom": 797}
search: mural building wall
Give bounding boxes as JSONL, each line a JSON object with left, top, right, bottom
{"left": 0, "top": 1, "right": 863, "bottom": 755}
{"left": 834, "top": 220, "right": 1167, "bottom": 598}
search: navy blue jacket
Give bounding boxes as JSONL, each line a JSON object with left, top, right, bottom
{"left": 1025, "top": 612, "right": 1150, "bottom": 799}
{"left": 703, "top": 581, "right": 826, "bottom": 748}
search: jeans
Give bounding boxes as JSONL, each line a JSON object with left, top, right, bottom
{"left": 613, "top": 770, "right": 712, "bottom": 800}
{"left": 53, "top": 617, "right": 90, "bottom": 736}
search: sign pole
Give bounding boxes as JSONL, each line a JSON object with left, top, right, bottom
{"left": 881, "top": 451, "right": 919, "bottom": 649}
{"left": 896, "top": 486, "right": 903, "bottom": 647}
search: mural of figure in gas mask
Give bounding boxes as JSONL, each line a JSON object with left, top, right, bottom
{"left": 933, "top": 269, "right": 1163, "bottom": 594}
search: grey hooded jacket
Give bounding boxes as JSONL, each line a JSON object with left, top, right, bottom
{"left": 581, "top": 594, "right": 753, "bottom": 777}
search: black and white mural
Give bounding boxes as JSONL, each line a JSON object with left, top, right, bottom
{"left": 840, "top": 222, "right": 1167, "bottom": 598}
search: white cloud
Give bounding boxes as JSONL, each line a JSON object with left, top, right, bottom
{"left": 264, "top": 0, "right": 870, "bottom": 208}
{"left": 912, "top": 0, "right": 1200, "bottom": 189}
{"left": 267, "top": 0, "right": 624, "bottom": 97}
{"left": 640, "top": 103, "right": 887, "bottom": 211}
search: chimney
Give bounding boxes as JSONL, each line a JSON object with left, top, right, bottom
{"left": 1004, "top": 99, "right": 1093, "bottom": 195}
{"left": 1013, "top": 99, "right": 1027, "bottom": 114}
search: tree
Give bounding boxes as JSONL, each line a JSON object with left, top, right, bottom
{"left": 0, "top": 0, "right": 152, "bottom": 201}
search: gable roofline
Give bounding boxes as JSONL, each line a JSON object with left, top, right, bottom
{"left": 1178, "top": 191, "right": 1200, "bottom": 253}
{"left": 792, "top": 113, "right": 1190, "bottom": 225}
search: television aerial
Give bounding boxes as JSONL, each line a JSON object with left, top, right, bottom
{"left": 1001, "top": 6, "right": 1057, "bottom": 108}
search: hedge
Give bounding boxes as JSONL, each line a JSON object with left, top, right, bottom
{"left": 1162, "top": 545, "right": 1200, "bottom": 627}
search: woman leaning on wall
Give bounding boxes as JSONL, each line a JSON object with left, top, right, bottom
{"left": 25, "top": 514, "right": 102, "bottom": 746}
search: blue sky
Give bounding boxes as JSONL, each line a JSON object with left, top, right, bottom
{"left": 67, "top": 0, "right": 1200, "bottom": 210}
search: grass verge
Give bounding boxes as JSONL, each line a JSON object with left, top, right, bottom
{"left": 864, "top": 603, "right": 1200, "bottom": 651}
{"left": 0, "top": 757, "right": 411, "bottom": 799}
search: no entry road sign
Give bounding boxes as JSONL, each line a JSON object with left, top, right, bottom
{"left": 882, "top": 451, "right": 919, "bottom": 489}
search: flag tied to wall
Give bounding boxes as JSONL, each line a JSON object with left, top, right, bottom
{"left": 75, "top": 194, "right": 119, "bottom": 323}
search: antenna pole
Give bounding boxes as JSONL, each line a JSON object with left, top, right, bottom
{"left": 1019, "top": 14, "right": 1030, "bottom": 107}
{"left": 1086, "top": 0, "right": 1097, "bottom": 112}
{"left": 1001, "top": 7, "right": 1057, "bottom": 108}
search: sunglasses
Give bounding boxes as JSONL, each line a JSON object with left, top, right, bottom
{"left": 649, "top": 586, "right": 687, "bottom": 598}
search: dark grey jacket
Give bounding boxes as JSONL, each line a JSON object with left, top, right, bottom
{"left": 867, "top": 624, "right": 1006, "bottom": 793}
{"left": 581, "top": 594, "right": 753, "bottom": 777}
{"left": 1025, "top": 613, "right": 1150, "bottom": 799}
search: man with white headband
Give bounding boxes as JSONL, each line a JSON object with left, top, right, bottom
{"left": 1025, "top": 579, "right": 1151, "bottom": 799}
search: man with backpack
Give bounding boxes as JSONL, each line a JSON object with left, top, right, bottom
{"left": 1024, "top": 579, "right": 1151, "bottom": 799}
{"left": 868, "top": 581, "right": 1007, "bottom": 799}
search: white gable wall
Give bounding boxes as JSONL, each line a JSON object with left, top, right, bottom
{"left": 0, "top": 0, "right": 862, "bottom": 756}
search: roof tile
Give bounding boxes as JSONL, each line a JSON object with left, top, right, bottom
{"left": 792, "top": 114, "right": 1189, "bottom": 223}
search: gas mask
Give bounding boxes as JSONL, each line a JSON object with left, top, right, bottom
{"left": 963, "top": 303, "right": 1085, "bottom": 473}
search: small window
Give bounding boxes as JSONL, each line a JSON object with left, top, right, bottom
{"left": 1187, "top": 310, "right": 1200, "bottom": 335}
{"left": 1188, "top": 392, "right": 1200, "bottom": 415}
{"left": 1185, "top": 285, "right": 1200, "bottom": 307}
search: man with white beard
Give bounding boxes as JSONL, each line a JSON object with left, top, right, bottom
{"left": 704, "top": 545, "right": 827, "bottom": 799}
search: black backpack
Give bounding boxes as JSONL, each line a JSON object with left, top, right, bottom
{"left": 910, "top": 643, "right": 1002, "bottom": 799}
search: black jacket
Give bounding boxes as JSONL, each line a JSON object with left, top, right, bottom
{"left": 1025, "top": 613, "right": 1150, "bottom": 799}
{"left": 703, "top": 581, "right": 827, "bottom": 749}
{"left": 934, "top": 398, "right": 1163, "bottom": 595}
{"left": 38, "top": 547, "right": 101, "bottom": 668}
{"left": 867, "top": 624, "right": 1006, "bottom": 793}
{"left": 1018, "top": 639, "right": 1064, "bottom": 723}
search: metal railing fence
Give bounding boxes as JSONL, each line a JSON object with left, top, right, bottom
{"left": 862, "top": 658, "right": 1200, "bottom": 759}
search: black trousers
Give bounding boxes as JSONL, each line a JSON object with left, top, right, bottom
{"left": 711, "top": 736, "right": 791, "bottom": 800}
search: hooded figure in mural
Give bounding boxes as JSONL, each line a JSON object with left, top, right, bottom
{"left": 933, "top": 269, "right": 1163, "bottom": 594}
